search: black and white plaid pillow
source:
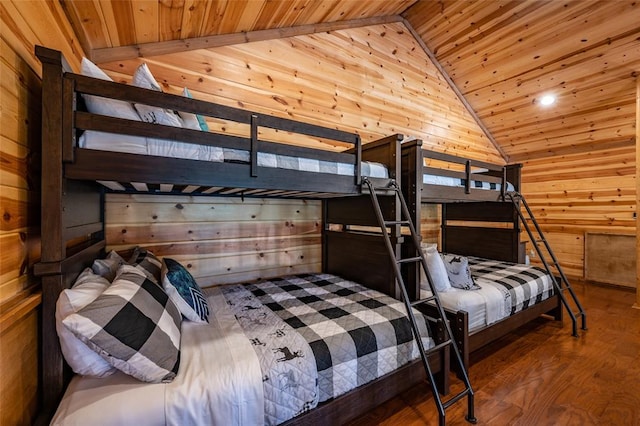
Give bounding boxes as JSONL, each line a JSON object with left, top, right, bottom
{"left": 129, "top": 247, "right": 162, "bottom": 284}
{"left": 63, "top": 264, "right": 182, "bottom": 383}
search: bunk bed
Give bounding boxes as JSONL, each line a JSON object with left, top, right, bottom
{"left": 33, "top": 47, "right": 450, "bottom": 425}
{"left": 400, "top": 139, "right": 563, "bottom": 371}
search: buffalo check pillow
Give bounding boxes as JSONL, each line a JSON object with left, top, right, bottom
{"left": 62, "top": 264, "right": 182, "bottom": 383}
{"left": 55, "top": 268, "right": 117, "bottom": 377}
{"left": 129, "top": 247, "right": 162, "bottom": 284}
{"left": 161, "top": 258, "right": 210, "bottom": 323}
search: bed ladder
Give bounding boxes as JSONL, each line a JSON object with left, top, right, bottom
{"left": 506, "top": 191, "right": 587, "bottom": 337}
{"left": 363, "top": 178, "right": 476, "bottom": 426}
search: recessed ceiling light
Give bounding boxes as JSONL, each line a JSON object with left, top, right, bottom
{"left": 540, "top": 94, "right": 556, "bottom": 106}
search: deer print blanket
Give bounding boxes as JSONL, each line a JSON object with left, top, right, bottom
{"left": 223, "top": 273, "right": 434, "bottom": 425}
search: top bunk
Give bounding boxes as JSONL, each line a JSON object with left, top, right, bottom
{"left": 36, "top": 46, "right": 399, "bottom": 199}
{"left": 400, "top": 138, "right": 521, "bottom": 204}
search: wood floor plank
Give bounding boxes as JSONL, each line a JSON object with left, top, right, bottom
{"left": 347, "top": 282, "right": 640, "bottom": 425}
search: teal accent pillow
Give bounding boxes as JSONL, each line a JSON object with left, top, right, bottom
{"left": 161, "top": 258, "right": 210, "bottom": 323}
{"left": 182, "top": 87, "right": 209, "bottom": 131}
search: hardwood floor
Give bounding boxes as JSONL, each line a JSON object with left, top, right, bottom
{"left": 347, "top": 283, "right": 640, "bottom": 425}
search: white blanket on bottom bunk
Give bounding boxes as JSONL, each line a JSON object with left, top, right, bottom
{"left": 79, "top": 132, "right": 388, "bottom": 178}
{"left": 51, "top": 287, "right": 264, "bottom": 426}
{"left": 420, "top": 257, "right": 553, "bottom": 333}
{"left": 421, "top": 280, "right": 510, "bottom": 332}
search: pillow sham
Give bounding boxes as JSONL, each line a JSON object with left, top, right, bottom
{"left": 80, "top": 57, "right": 141, "bottom": 122}
{"left": 161, "top": 258, "right": 210, "bottom": 323}
{"left": 129, "top": 246, "right": 162, "bottom": 284}
{"left": 55, "top": 268, "right": 117, "bottom": 377}
{"left": 441, "top": 253, "right": 478, "bottom": 290}
{"left": 62, "top": 265, "right": 182, "bottom": 383}
{"left": 421, "top": 244, "right": 451, "bottom": 293}
{"left": 179, "top": 87, "right": 210, "bottom": 131}
{"left": 131, "top": 63, "right": 183, "bottom": 127}
{"left": 91, "top": 250, "right": 127, "bottom": 282}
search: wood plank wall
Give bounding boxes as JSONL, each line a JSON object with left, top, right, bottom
{"left": 520, "top": 148, "right": 635, "bottom": 279}
{"left": 105, "top": 194, "right": 322, "bottom": 286}
{"left": 0, "top": 1, "right": 83, "bottom": 424}
{"left": 97, "top": 22, "right": 504, "bottom": 163}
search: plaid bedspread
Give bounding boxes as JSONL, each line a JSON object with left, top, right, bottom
{"left": 468, "top": 257, "right": 555, "bottom": 315}
{"left": 239, "top": 273, "right": 433, "bottom": 406}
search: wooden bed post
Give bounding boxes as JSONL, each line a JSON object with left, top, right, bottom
{"left": 635, "top": 77, "right": 640, "bottom": 309}
{"left": 34, "top": 46, "right": 72, "bottom": 421}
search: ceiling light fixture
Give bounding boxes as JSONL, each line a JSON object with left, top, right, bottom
{"left": 540, "top": 94, "right": 556, "bottom": 106}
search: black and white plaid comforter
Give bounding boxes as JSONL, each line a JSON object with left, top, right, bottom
{"left": 223, "top": 273, "right": 433, "bottom": 424}
{"left": 468, "top": 257, "right": 555, "bottom": 315}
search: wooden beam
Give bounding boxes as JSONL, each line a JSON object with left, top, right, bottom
{"left": 90, "top": 15, "right": 404, "bottom": 63}
{"left": 401, "top": 18, "right": 509, "bottom": 163}
{"left": 635, "top": 76, "right": 640, "bottom": 309}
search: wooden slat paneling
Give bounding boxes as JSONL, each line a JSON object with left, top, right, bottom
{"left": 105, "top": 194, "right": 323, "bottom": 285}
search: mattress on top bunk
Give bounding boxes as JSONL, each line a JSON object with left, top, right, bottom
{"left": 420, "top": 257, "right": 554, "bottom": 333}
{"left": 79, "top": 132, "right": 389, "bottom": 178}
{"left": 423, "top": 174, "right": 514, "bottom": 192}
{"left": 53, "top": 273, "right": 433, "bottom": 426}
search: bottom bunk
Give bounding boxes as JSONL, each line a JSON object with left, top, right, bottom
{"left": 50, "top": 248, "right": 449, "bottom": 425}
{"left": 419, "top": 253, "right": 561, "bottom": 371}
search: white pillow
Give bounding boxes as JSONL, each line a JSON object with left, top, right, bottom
{"left": 55, "top": 268, "right": 117, "bottom": 377}
{"left": 131, "top": 63, "right": 183, "bottom": 127}
{"left": 80, "top": 57, "right": 141, "bottom": 122}
{"left": 420, "top": 244, "right": 451, "bottom": 293}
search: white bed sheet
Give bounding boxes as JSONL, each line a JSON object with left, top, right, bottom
{"left": 79, "top": 132, "right": 388, "bottom": 178}
{"left": 51, "top": 287, "right": 264, "bottom": 426}
{"left": 423, "top": 173, "right": 515, "bottom": 192}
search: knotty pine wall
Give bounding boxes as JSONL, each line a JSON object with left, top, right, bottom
{"left": 520, "top": 147, "right": 635, "bottom": 279}
{"left": 1, "top": 1, "right": 83, "bottom": 424}
{"left": 105, "top": 194, "right": 322, "bottom": 287}
{"left": 97, "top": 22, "right": 504, "bottom": 162}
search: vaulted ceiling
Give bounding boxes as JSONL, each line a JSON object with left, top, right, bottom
{"left": 61, "top": 0, "right": 640, "bottom": 164}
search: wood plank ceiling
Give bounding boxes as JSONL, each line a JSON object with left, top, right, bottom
{"left": 61, "top": 0, "right": 640, "bottom": 164}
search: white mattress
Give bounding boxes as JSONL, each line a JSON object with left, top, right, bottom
{"left": 51, "top": 287, "right": 264, "bottom": 426}
{"left": 79, "top": 132, "right": 388, "bottom": 178}
{"left": 423, "top": 173, "right": 515, "bottom": 192}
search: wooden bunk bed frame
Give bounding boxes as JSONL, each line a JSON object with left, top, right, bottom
{"left": 400, "top": 139, "right": 563, "bottom": 371}
{"left": 34, "top": 47, "right": 448, "bottom": 425}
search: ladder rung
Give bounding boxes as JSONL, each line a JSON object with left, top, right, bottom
{"left": 384, "top": 220, "right": 410, "bottom": 226}
{"left": 397, "top": 256, "right": 422, "bottom": 264}
{"left": 442, "top": 387, "right": 472, "bottom": 409}
{"left": 425, "top": 339, "right": 452, "bottom": 355}
{"left": 410, "top": 295, "right": 437, "bottom": 306}
{"left": 372, "top": 186, "right": 397, "bottom": 191}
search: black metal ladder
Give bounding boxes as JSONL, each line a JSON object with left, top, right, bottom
{"left": 363, "top": 178, "right": 476, "bottom": 426}
{"left": 506, "top": 191, "right": 587, "bottom": 336}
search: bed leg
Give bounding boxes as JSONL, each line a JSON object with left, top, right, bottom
{"left": 451, "top": 312, "right": 469, "bottom": 380}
